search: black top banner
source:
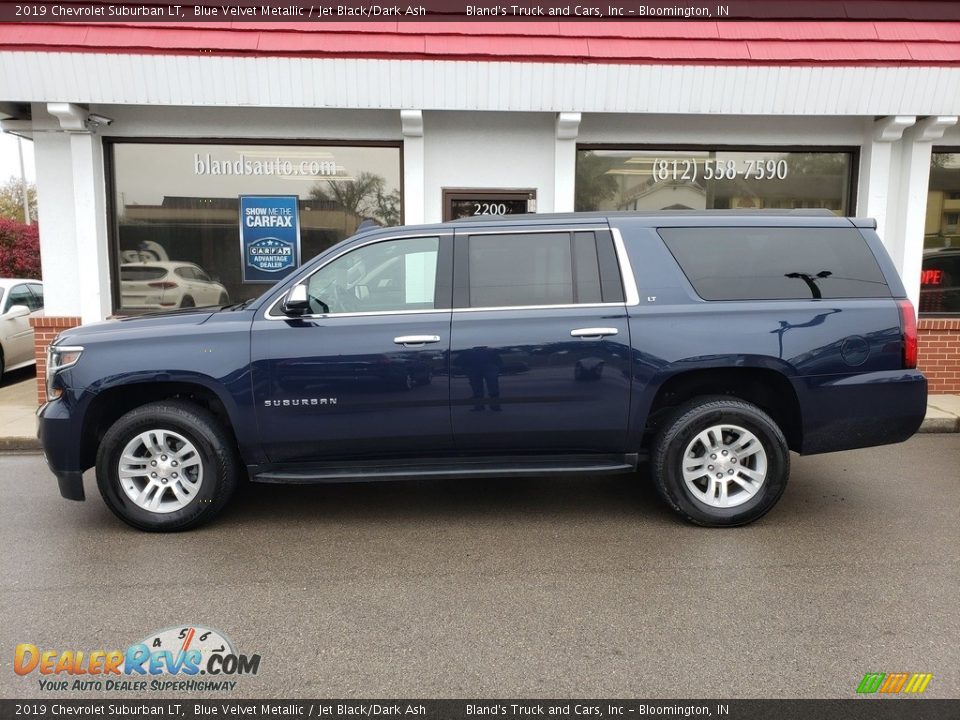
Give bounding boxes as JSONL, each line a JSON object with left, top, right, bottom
{"left": 3, "top": 0, "right": 960, "bottom": 22}
{"left": 2, "top": 700, "right": 960, "bottom": 720}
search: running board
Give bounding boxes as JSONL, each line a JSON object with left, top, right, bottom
{"left": 252, "top": 454, "right": 639, "bottom": 484}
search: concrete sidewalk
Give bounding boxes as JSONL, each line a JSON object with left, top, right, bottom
{"left": 0, "top": 373, "right": 957, "bottom": 452}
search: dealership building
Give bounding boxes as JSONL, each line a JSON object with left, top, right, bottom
{"left": 1, "top": 17, "right": 960, "bottom": 399}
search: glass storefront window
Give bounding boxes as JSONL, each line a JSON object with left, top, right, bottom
{"left": 922, "top": 152, "right": 960, "bottom": 314}
{"left": 575, "top": 148, "right": 853, "bottom": 215}
{"left": 110, "top": 142, "right": 401, "bottom": 313}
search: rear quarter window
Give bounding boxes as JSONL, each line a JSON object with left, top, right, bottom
{"left": 659, "top": 227, "right": 891, "bottom": 301}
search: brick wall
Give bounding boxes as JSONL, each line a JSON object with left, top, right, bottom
{"left": 918, "top": 318, "right": 960, "bottom": 394}
{"left": 29, "top": 316, "right": 82, "bottom": 406}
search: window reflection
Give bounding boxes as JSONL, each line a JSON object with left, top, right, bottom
{"left": 575, "top": 149, "right": 852, "bottom": 215}
{"left": 922, "top": 153, "right": 960, "bottom": 314}
{"left": 111, "top": 143, "right": 401, "bottom": 313}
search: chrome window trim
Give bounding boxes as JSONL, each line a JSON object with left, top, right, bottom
{"left": 611, "top": 227, "right": 640, "bottom": 306}
{"left": 264, "top": 224, "right": 636, "bottom": 321}
{"left": 461, "top": 226, "right": 610, "bottom": 235}
{"left": 453, "top": 302, "right": 622, "bottom": 313}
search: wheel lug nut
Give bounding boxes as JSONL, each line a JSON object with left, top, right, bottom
{"left": 731, "top": 458, "right": 737, "bottom": 463}
{"left": 172, "top": 472, "right": 178, "bottom": 478}
{"left": 151, "top": 472, "right": 157, "bottom": 478}
{"left": 161, "top": 455, "right": 167, "bottom": 461}
{"left": 722, "top": 450, "right": 728, "bottom": 456}
{"left": 710, "top": 454, "right": 717, "bottom": 460}
{"left": 728, "top": 470, "right": 734, "bottom": 475}
{"left": 172, "top": 461, "right": 178, "bottom": 467}
{"left": 151, "top": 460, "right": 157, "bottom": 466}
{"left": 716, "top": 473, "right": 723, "bottom": 479}
{"left": 708, "top": 465, "right": 714, "bottom": 470}
{"left": 161, "top": 478, "right": 168, "bottom": 484}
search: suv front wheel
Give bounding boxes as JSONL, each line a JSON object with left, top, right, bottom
{"left": 96, "top": 401, "right": 239, "bottom": 531}
{"left": 652, "top": 397, "right": 789, "bottom": 527}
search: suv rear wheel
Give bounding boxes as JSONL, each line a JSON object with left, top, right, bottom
{"left": 652, "top": 397, "right": 789, "bottom": 527}
{"left": 95, "top": 401, "right": 239, "bottom": 531}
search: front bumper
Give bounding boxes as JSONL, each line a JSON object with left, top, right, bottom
{"left": 37, "top": 397, "right": 86, "bottom": 501}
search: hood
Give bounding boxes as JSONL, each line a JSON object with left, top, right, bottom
{"left": 54, "top": 309, "right": 217, "bottom": 345}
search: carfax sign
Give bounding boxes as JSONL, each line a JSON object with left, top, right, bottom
{"left": 239, "top": 195, "right": 301, "bottom": 283}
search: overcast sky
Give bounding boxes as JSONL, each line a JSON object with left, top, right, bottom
{"left": 0, "top": 133, "right": 35, "bottom": 184}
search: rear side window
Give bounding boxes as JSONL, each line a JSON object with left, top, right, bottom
{"left": 659, "top": 227, "right": 891, "bottom": 301}
{"left": 466, "top": 232, "right": 609, "bottom": 308}
{"left": 122, "top": 267, "right": 167, "bottom": 282}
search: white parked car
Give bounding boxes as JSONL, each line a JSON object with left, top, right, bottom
{"left": 0, "top": 278, "right": 44, "bottom": 382}
{"left": 120, "top": 262, "right": 229, "bottom": 310}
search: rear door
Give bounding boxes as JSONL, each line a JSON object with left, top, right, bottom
{"left": 449, "top": 225, "right": 632, "bottom": 453}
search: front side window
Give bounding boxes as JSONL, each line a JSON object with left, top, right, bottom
{"left": 575, "top": 148, "right": 854, "bottom": 215}
{"left": 922, "top": 152, "right": 960, "bottom": 314}
{"left": 306, "top": 237, "right": 439, "bottom": 315}
{"left": 28, "top": 284, "right": 44, "bottom": 309}
{"left": 4, "top": 284, "right": 35, "bottom": 313}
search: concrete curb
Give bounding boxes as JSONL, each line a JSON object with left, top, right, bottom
{"left": 0, "top": 437, "right": 41, "bottom": 452}
{"left": 918, "top": 416, "right": 960, "bottom": 433}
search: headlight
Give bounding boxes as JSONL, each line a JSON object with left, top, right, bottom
{"left": 46, "top": 345, "right": 84, "bottom": 401}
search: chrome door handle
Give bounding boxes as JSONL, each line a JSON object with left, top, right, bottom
{"left": 570, "top": 327, "right": 619, "bottom": 338}
{"left": 394, "top": 335, "right": 441, "bottom": 347}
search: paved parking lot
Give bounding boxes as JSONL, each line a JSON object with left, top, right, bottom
{"left": 1, "top": 435, "right": 958, "bottom": 699}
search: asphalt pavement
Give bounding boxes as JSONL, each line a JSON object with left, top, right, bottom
{"left": 1, "top": 436, "right": 958, "bottom": 699}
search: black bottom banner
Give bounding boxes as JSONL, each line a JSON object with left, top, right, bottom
{"left": 1, "top": 700, "right": 958, "bottom": 720}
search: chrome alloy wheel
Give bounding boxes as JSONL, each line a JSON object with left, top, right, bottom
{"left": 681, "top": 424, "right": 768, "bottom": 509}
{"left": 117, "top": 429, "right": 204, "bottom": 513}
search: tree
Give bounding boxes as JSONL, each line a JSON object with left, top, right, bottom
{"left": 574, "top": 152, "right": 620, "bottom": 211}
{"left": 310, "top": 172, "right": 400, "bottom": 226}
{"left": 0, "top": 218, "right": 41, "bottom": 278}
{"left": 0, "top": 176, "right": 38, "bottom": 224}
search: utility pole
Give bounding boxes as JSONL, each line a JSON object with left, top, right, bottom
{"left": 17, "top": 135, "right": 30, "bottom": 224}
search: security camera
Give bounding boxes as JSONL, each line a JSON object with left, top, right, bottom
{"left": 86, "top": 113, "right": 113, "bottom": 127}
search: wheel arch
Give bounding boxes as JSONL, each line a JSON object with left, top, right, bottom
{"left": 80, "top": 380, "right": 243, "bottom": 471}
{"left": 638, "top": 364, "right": 803, "bottom": 453}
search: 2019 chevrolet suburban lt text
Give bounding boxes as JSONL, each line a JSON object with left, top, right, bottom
{"left": 37, "top": 211, "right": 928, "bottom": 531}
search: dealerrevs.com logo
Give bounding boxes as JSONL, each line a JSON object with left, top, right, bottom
{"left": 14, "top": 625, "right": 261, "bottom": 693}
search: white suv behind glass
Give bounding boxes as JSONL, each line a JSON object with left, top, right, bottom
{"left": 120, "top": 262, "right": 229, "bottom": 311}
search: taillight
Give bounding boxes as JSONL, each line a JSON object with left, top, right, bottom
{"left": 898, "top": 298, "right": 918, "bottom": 369}
{"left": 148, "top": 281, "right": 177, "bottom": 289}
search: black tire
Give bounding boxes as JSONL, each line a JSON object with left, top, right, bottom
{"left": 180, "top": 295, "right": 195, "bottom": 308}
{"left": 651, "top": 396, "right": 789, "bottom": 527}
{"left": 95, "top": 401, "right": 239, "bottom": 532}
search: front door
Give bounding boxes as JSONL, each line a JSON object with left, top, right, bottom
{"left": 251, "top": 234, "right": 454, "bottom": 464}
{"left": 449, "top": 227, "right": 633, "bottom": 454}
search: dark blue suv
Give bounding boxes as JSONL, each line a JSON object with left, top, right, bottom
{"left": 38, "top": 211, "right": 927, "bottom": 531}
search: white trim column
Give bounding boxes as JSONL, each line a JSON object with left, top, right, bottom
{"left": 400, "top": 109, "right": 424, "bottom": 225}
{"left": 554, "top": 112, "right": 581, "bottom": 213}
{"left": 894, "top": 116, "right": 959, "bottom": 310}
{"left": 858, "top": 116, "right": 915, "bottom": 240}
{"left": 45, "top": 103, "right": 112, "bottom": 323}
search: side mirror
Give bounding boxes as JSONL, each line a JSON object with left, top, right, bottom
{"left": 282, "top": 284, "right": 310, "bottom": 316}
{"left": 5, "top": 305, "right": 30, "bottom": 319}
